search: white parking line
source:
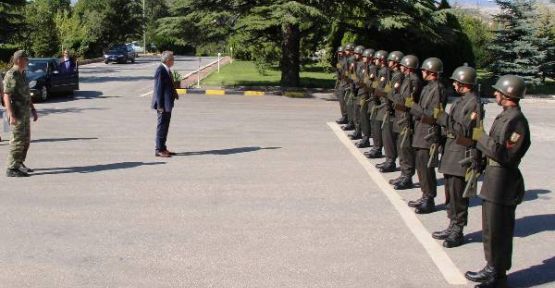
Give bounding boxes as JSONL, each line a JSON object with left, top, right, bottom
{"left": 327, "top": 122, "right": 467, "bottom": 286}
{"left": 139, "top": 91, "right": 152, "bottom": 98}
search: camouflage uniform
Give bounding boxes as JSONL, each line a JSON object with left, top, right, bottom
{"left": 3, "top": 66, "right": 32, "bottom": 170}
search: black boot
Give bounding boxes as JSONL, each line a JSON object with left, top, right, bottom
{"left": 349, "top": 132, "right": 362, "bottom": 140}
{"left": 408, "top": 197, "right": 425, "bottom": 208}
{"left": 342, "top": 123, "right": 355, "bottom": 131}
{"left": 6, "top": 168, "right": 30, "bottom": 177}
{"left": 393, "top": 176, "right": 413, "bottom": 189}
{"left": 432, "top": 223, "right": 454, "bottom": 240}
{"left": 376, "top": 161, "right": 388, "bottom": 169}
{"left": 389, "top": 176, "right": 404, "bottom": 185}
{"left": 465, "top": 265, "right": 497, "bottom": 283}
{"left": 443, "top": 228, "right": 464, "bottom": 248}
{"left": 415, "top": 197, "right": 435, "bottom": 214}
{"left": 365, "top": 149, "right": 383, "bottom": 159}
{"left": 474, "top": 276, "right": 507, "bottom": 288}
{"left": 336, "top": 116, "right": 348, "bottom": 125}
{"left": 356, "top": 138, "right": 371, "bottom": 148}
{"left": 379, "top": 162, "right": 397, "bottom": 173}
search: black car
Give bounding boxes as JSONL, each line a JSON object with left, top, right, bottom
{"left": 104, "top": 44, "right": 135, "bottom": 64}
{"left": 27, "top": 58, "right": 79, "bottom": 101}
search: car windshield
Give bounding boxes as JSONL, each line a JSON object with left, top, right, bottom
{"left": 27, "top": 61, "right": 48, "bottom": 74}
{"left": 109, "top": 45, "right": 127, "bottom": 53}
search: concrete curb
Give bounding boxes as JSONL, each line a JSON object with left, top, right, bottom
{"left": 176, "top": 88, "right": 266, "bottom": 97}
{"left": 78, "top": 57, "right": 104, "bottom": 66}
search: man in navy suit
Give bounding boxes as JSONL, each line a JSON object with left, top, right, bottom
{"left": 152, "top": 51, "right": 179, "bottom": 157}
{"left": 59, "top": 49, "right": 76, "bottom": 74}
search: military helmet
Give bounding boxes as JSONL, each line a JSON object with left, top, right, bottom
{"left": 362, "top": 48, "right": 375, "bottom": 58}
{"left": 400, "top": 55, "right": 419, "bottom": 69}
{"left": 354, "top": 45, "right": 365, "bottom": 55}
{"left": 492, "top": 75, "right": 526, "bottom": 99}
{"left": 387, "top": 51, "right": 404, "bottom": 63}
{"left": 345, "top": 43, "right": 355, "bottom": 51}
{"left": 374, "top": 50, "right": 388, "bottom": 60}
{"left": 337, "top": 46, "right": 344, "bottom": 53}
{"left": 421, "top": 57, "right": 443, "bottom": 74}
{"left": 450, "top": 66, "right": 477, "bottom": 85}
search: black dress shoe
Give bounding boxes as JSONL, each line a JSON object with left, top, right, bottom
{"left": 415, "top": 198, "right": 435, "bottom": 214}
{"left": 342, "top": 124, "right": 355, "bottom": 131}
{"left": 6, "top": 168, "right": 30, "bottom": 177}
{"left": 393, "top": 176, "right": 413, "bottom": 188}
{"left": 379, "top": 162, "right": 396, "bottom": 173}
{"left": 366, "top": 149, "right": 383, "bottom": 159}
{"left": 474, "top": 277, "right": 507, "bottom": 288}
{"left": 465, "top": 266, "right": 497, "bottom": 283}
{"left": 349, "top": 133, "right": 362, "bottom": 140}
{"left": 336, "top": 117, "right": 348, "bottom": 125}
{"left": 443, "top": 231, "right": 464, "bottom": 248}
{"left": 376, "top": 161, "right": 387, "bottom": 169}
{"left": 408, "top": 197, "right": 424, "bottom": 207}
{"left": 356, "top": 139, "right": 371, "bottom": 148}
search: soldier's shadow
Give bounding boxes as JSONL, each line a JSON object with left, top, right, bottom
{"left": 32, "top": 161, "right": 166, "bottom": 175}
{"left": 465, "top": 213, "right": 555, "bottom": 243}
{"left": 509, "top": 256, "right": 555, "bottom": 288}
{"left": 174, "top": 146, "right": 282, "bottom": 156}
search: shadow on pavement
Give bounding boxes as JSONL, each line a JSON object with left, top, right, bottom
{"left": 32, "top": 161, "right": 165, "bottom": 175}
{"left": 81, "top": 76, "right": 153, "bottom": 83}
{"left": 509, "top": 256, "right": 555, "bottom": 288}
{"left": 39, "top": 107, "right": 106, "bottom": 116}
{"left": 32, "top": 137, "right": 98, "bottom": 143}
{"left": 175, "top": 146, "right": 282, "bottom": 156}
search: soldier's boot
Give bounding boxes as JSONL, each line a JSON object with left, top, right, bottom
{"left": 348, "top": 132, "right": 362, "bottom": 140}
{"left": 415, "top": 197, "right": 435, "bottom": 214}
{"left": 336, "top": 116, "right": 348, "bottom": 125}
{"left": 376, "top": 161, "right": 388, "bottom": 169}
{"left": 20, "top": 164, "right": 34, "bottom": 173}
{"left": 6, "top": 168, "right": 30, "bottom": 178}
{"left": 356, "top": 137, "right": 371, "bottom": 148}
{"left": 443, "top": 227, "right": 464, "bottom": 248}
{"left": 474, "top": 276, "right": 508, "bottom": 288}
{"left": 342, "top": 123, "right": 355, "bottom": 131}
{"left": 379, "top": 161, "right": 396, "bottom": 173}
{"left": 465, "top": 265, "right": 497, "bottom": 283}
{"left": 408, "top": 197, "right": 425, "bottom": 208}
{"left": 432, "top": 222, "right": 455, "bottom": 240}
{"left": 389, "top": 175, "right": 404, "bottom": 185}
{"left": 393, "top": 176, "right": 413, "bottom": 189}
{"left": 365, "top": 148, "right": 383, "bottom": 159}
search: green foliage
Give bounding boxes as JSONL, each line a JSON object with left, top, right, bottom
{"left": 451, "top": 10, "right": 494, "bottom": 68}
{"left": 20, "top": 0, "right": 63, "bottom": 57}
{"left": 489, "top": 0, "right": 548, "bottom": 84}
{"left": 0, "top": 0, "right": 26, "bottom": 43}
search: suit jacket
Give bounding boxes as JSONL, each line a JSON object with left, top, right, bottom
{"left": 151, "top": 64, "right": 178, "bottom": 112}
{"left": 59, "top": 58, "right": 76, "bottom": 74}
{"left": 437, "top": 91, "right": 480, "bottom": 177}
{"left": 477, "top": 106, "right": 530, "bottom": 205}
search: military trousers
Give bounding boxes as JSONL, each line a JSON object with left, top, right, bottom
{"left": 371, "top": 120, "right": 383, "bottom": 149}
{"left": 353, "top": 96, "right": 362, "bottom": 135}
{"left": 335, "top": 85, "right": 348, "bottom": 119}
{"left": 382, "top": 118, "right": 397, "bottom": 163}
{"left": 482, "top": 200, "right": 516, "bottom": 272}
{"left": 345, "top": 89, "right": 355, "bottom": 123}
{"left": 7, "top": 113, "right": 31, "bottom": 170}
{"left": 414, "top": 148, "right": 437, "bottom": 198}
{"left": 360, "top": 100, "right": 371, "bottom": 140}
{"left": 397, "top": 128, "right": 415, "bottom": 176}
{"left": 445, "top": 174, "right": 469, "bottom": 228}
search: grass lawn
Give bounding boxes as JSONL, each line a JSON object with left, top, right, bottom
{"left": 201, "top": 61, "right": 335, "bottom": 89}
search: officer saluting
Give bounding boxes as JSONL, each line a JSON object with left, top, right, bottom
{"left": 465, "top": 75, "right": 531, "bottom": 288}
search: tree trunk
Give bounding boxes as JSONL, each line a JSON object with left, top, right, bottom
{"left": 280, "top": 23, "right": 300, "bottom": 87}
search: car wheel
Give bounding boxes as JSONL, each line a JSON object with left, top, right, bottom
{"left": 40, "top": 86, "right": 49, "bottom": 102}
{"left": 131, "top": 57, "right": 135, "bottom": 63}
{"left": 105, "top": 60, "right": 109, "bottom": 64}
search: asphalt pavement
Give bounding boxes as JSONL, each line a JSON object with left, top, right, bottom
{"left": 0, "top": 56, "right": 553, "bottom": 287}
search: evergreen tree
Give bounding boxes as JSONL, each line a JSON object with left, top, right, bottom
{"left": 0, "top": 0, "right": 26, "bottom": 43}
{"left": 489, "top": 0, "right": 548, "bottom": 83}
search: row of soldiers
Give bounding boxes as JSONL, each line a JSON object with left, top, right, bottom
{"left": 334, "top": 43, "right": 531, "bottom": 288}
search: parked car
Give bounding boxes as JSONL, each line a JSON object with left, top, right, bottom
{"left": 27, "top": 58, "right": 79, "bottom": 102}
{"left": 104, "top": 44, "right": 135, "bottom": 64}
{"left": 539, "top": 61, "right": 555, "bottom": 82}
{"left": 127, "top": 41, "right": 144, "bottom": 55}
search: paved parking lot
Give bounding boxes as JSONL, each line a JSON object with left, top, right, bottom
{"left": 0, "top": 56, "right": 553, "bottom": 287}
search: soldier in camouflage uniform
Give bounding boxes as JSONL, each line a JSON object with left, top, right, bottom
{"left": 389, "top": 55, "right": 421, "bottom": 189}
{"left": 373, "top": 51, "right": 404, "bottom": 174}
{"left": 344, "top": 45, "right": 365, "bottom": 134}
{"left": 335, "top": 46, "right": 349, "bottom": 125}
{"left": 364, "top": 50, "right": 389, "bottom": 159}
{"left": 348, "top": 45, "right": 366, "bottom": 140}
{"left": 340, "top": 43, "right": 356, "bottom": 131}
{"left": 465, "top": 75, "right": 531, "bottom": 288}
{"left": 357, "top": 48, "right": 376, "bottom": 148}
{"left": 2, "top": 50, "right": 39, "bottom": 177}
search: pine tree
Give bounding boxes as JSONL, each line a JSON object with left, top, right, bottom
{"left": 489, "top": 0, "right": 548, "bottom": 84}
{"left": 0, "top": 0, "right": 26, "bottom": 43}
